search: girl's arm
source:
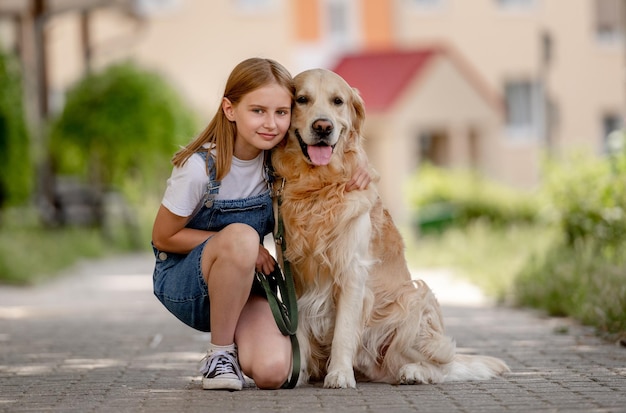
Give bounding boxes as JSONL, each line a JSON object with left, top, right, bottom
{"left": 152, "top": 204, "right": 216, "bottom": 254}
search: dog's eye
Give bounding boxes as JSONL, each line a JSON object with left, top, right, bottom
{"left": 333, "top": 97, "right": 344, "bottom": 106}
{"left": 296, "top": 95, "right": 309, "bottom": 105}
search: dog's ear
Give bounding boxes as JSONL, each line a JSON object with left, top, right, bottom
{"left": 350, "top": 87, "right": 366, "bottom": 135}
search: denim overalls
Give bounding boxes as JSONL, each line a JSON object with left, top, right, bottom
{"left": 153, "top": 152, "right": 274, "bottom": 332}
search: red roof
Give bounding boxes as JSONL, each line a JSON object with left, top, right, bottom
{"left": 332, "top": 49, "right": 438, "bottom": 112}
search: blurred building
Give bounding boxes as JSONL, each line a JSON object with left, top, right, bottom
{"left": 1, "top": 0, "right": 624, "bottom": 223}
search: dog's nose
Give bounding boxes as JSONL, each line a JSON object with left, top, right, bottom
{"left": 312, "top": 119, "right": 333, "bottom": 138}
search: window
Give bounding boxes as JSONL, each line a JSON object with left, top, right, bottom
{"left": 328, "top": 1, "right": 349, "bottom": 39}
{"left": 233, "top": 0, "right": 277, "bottom": 14}
{"left": 324, "top": 0, "right": 360, "bottom": 50}
{"left": 418, "top": 130, "right": 449, "bottom": 167}
{"left": 595, "top": 0, "right": 624, "bottom": 44}
{"left": 496, "top": 0, "right": 536, "bottom": 11}
{"left": 504, "top": 80, "right": 543, "bottom": 138}
{"left": 411, "top": 0, "right": 445, "bottom": 9}
{"left": 132, "top": 0, "right": 181, "bottom": 17}
{"left": 409, "top": 0, "right": 446, "bottom": 14}
{"left": 603, "top": 114, "right": 623, "bottom": 154}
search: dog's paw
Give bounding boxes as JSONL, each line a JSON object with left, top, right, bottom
{"left": 399, "top": 363, "right": 430, "bottom": 385}
{"left": 324, "top": 370, "right": 357, "bottom": 389}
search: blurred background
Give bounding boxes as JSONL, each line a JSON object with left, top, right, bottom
{"left": 0, "top": 0, "right": 624, "bottom": 337}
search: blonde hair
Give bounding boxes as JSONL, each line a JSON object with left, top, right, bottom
{"left": 172, "top": 58, "right": 294, "bottom": 181}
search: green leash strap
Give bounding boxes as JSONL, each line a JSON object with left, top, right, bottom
{"left": 255, "top": 263, "right": 297, "bottom": 336}
{"left": 255, "top": 191, "right": 300, "bottom": 388}
{"left": 255, "top": 267, "right": 300, "bottom": 388}
{"left": 285, "top": 334, "right": 300, "bottom": 389}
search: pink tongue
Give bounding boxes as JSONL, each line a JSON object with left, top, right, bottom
{"left": 307, "top": 145, "right": 333, "bottom": 166}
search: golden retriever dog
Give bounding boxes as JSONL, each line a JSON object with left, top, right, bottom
{"left": 271, "top": 68, "right": 509, "bottom": 388}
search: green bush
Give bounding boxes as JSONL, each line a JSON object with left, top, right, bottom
{"left": 406, "top": 164, "right": 540, "bottom": 232}
{"left": 0, "top": 49, "right": 32, "bottom": 208}
{"left": 514, "top": 238, "right": 626, "bottom": 335}
{"left": 49, "top": 61, "right": 197, "bottom": 196}
{"left": 514, "top": 145, "right": 626, "bottom": 336}
{"left": 405, "top": 155, "right": 626, "bottom": 336}
{"left": 542, "top": 148, "right": 626, "bottom": 249}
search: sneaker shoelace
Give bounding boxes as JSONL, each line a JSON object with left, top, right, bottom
{"left": 199, "top": 350, "right": 244, "bottom": 382}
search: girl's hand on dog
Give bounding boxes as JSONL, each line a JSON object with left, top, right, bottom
{"left": 346, "top": 165, "right": 372, "bottom": 192}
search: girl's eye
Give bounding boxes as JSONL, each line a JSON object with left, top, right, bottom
{"left": 278, "top": 110, "right": 290, "bottom": 116}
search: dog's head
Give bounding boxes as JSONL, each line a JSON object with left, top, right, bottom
{"left": 288, "top": 68, "right": 365, "bottom": 167}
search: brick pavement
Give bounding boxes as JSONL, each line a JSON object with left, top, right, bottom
{"left": 0, "top": 253, "right": 625, "bottom": 413}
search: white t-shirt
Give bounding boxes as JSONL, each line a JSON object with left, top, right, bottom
{"left": 161, "top": 151, "right": 267, "bottom": 217}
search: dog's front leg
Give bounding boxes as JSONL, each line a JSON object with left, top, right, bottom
{"left": 324, "top": 216, "right": 371, "bottom": 389}
{"left": 324, "top": 280, "right": 365, "bottom": 389}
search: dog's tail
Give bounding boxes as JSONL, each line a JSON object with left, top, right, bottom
{"left": 444, "top": 354, "right": 510, "bottom": 382}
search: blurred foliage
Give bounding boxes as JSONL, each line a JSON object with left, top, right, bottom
{"left": 0, "top": 61, "right": 199, "bottom": 283}
{"left": 514, "top": 143, "right": 626, "bottom": 336}
{"left": 0, "top": 206, "right": 110, "bottom": 285}
{"left": 0, "top": 193, "right": 159, "bottom": 285}
{"left": 49, "top": 61, "right": 197, "bottom": 197}
{"left": 406, "top": 163, "right": 540, "bottom": 233}
{"left": 542, "top": 146, "right": 626, "bottom": 249}
{"left": 405, "top": 147, "right": 626, "bottom": 336}
{"left": 514, "top": 239, "right": 626, "bottom": 336}
{"left": 405, "top": 221, "right": 558, "bottom": 301}
{"left": 0, "top": 49, "right": 33, "bottom": 208}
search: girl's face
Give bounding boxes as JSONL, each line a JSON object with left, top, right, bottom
{"left": 223, "top": 82, "right": 292, "bottom": 160}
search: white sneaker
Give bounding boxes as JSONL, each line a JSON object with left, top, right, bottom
{"left": 242, "top": 374, "right": 256, "bottom": 388}
{"left": 199, "top": 349, "right": 244, "bottom": 391}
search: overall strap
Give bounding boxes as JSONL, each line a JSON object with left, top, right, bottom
{"left": 186, "top": 151, "right": 221, "bottom": 223}
{"left": 198, "top": 151, "right": 221, "bottom": 208}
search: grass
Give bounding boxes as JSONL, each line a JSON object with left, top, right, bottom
{"left": 402, "top": 220, "right": 558, "bottom": 303}
{"left": 0, "top": 222, "right": 106, "bottom": 285}
{"left": 0, "top": 203, "right": 155, "bottom": 285}
{"left": 402, "top": 221, "right": 626, "bottom": 338}
{"left": 514, "top": 239, "right": 626, "bottom": 338}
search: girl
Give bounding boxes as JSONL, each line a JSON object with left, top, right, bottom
{"left": 152, "top": 58, "right": 369, "bottom": 391}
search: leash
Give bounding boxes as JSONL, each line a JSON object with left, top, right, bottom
{"left": 255, "top": 176, "right": 300, "bottom": 389}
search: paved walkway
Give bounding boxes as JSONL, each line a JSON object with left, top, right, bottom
{"left": 0, "top": 253, "right": 624, "bottom": 413}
